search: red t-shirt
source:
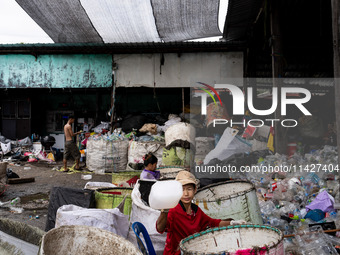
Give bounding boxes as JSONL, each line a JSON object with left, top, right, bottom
{"left": 157, "top": 201, "right": 221, "bottom": 255}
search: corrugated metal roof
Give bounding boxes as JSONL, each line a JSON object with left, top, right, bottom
{"left": 0, "top": 41, "right": 246, "bottom": 54}
{"left": 223, "top": 0, "right": 263, "bottom": 41}
{"left": 254, "top": 78, "right": 334, "bottom": 92}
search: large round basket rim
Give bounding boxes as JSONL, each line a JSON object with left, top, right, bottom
{"left": 180, "top": 224, "right": 283, "bottom": 254}
{"left": 194, "top": 179, "right": 255, "bottom": 202}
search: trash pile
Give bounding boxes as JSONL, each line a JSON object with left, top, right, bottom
{"left": 239, "top": 145, "right": 340, "bottom": 253}
{"left": 0, "top": 134, "right": 57, "bottom": 164}
{"left": 285, "top": 225, "right": 340, "bottom": 254}
{"left": 0, "top": 136, "right": 33, "bottom": 160}
{"left": 86, "top": 114, "right": 193, "bottom": 173}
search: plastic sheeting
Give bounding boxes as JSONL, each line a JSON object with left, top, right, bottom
{"left": 80, "top": 0, "right": 160, "bottom": 43}
{"left": 151, "top": 0, "right": 222, "bottom": 41}
{"left": 45, "top": 187, "right": 95, "bottom": 232}
{"left": 15, "top": 0, "right": 103, "bottom": 43}
{"left": 204, "top": 128, "right": 252, "bottom": 165}
{"left": 16, "top": 0, "right": 221, "bottom": 43}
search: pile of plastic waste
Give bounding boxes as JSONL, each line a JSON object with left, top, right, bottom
{"left": 285, "top": 225, "right": 340, "bottom": 254}
{"left": 240, "top": 145, "right": 340, "bottom": 254}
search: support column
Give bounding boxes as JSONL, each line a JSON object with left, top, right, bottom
{"left": 331, "top": 0, "right": 340, "bottom": 200}
{"left": 270, "top": 0, "right": 286, "bottom": 154}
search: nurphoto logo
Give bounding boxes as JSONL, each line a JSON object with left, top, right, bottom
{"left": 197, "top": 83, "right": 312, "bottom": 128}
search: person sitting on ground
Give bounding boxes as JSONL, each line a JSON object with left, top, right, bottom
{"left": 156, "top": 171, "right": 246, "bottom": 255}
{"left": 140, "top": 153, "right": 160, "bottom": 180}
{"left": 63, "top": 115, "right": 82, "bottom": 172}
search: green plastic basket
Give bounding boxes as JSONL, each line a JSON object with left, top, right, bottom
{"left": 111, "top": 171, "right": 141, "bottom": 186}
{"left": 95, "top": 188, "right": 133, "bottom": 216}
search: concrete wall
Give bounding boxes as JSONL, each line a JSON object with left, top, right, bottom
{"left": 0, "top": 54, "right": 112, "bottom": 88}
{"left": 0, "top": 52, "right": 243, "bottom": 88}
{"left": 114, "top": 52, "right": 243, "bottom": 87}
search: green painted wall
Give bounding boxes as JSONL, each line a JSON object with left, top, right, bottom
{"left": 0, "top": 54, "right": 112, "bottom": 88}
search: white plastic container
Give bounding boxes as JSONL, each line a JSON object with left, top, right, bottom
{"left": 149, "top": 180, "right": 183, "bottom": 210}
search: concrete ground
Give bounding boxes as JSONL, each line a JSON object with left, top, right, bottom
{"left": 0, "top": 160, "right": 112, "bottom": 231}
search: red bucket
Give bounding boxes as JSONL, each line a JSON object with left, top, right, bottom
{"left": 287, "top": 143, "right": 297, "bottom": 157}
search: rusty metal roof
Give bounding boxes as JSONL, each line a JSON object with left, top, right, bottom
{"left": 0, "top": 41, "right": 246, "bottom": 55}
{"left": 223, "top": 0, "right": 263, "bottom": 41}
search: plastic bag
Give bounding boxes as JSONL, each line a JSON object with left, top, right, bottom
{"left": 93, "top": 122, "right": 110, "bottom": 134}
{"left": 18, "top": 137, "right": 32, "bottom": 147}
{"left": 0, "top": 142, "right": 11, "bottom": 155}
{"left": 204, "top": 128, "right": 252, "bottom": 165}
{"left": 47, "top": 153, "right": 55, "bottom": 162}
{"left": 306, "top": 190, "right": 335, "bottom": 212}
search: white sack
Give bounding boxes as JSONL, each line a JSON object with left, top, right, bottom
{"left": 0, "top": 230, "right": 39, "bottom": 255}
{"left": 251, "top": 139, "right": 268, "bottom": 152}
{"left": 127, "top": 141, "right": 164, "bottom": 168}
{"left": 84, "top": 182, "right": 116, "bottom": 190}
{"left": 86, "top": 137, "right": 128, "bottom": 173}
{"left": 128, "top": 180, "right": 166, "bottom": 254}
{"left": 55, "top": 204, "right": 129, "bottom": 238}
{"left": 165, "top": 122, "right": 196, "bottom": 147}
{"left": 0, "top": 142, "right": 11, "bottom": 155}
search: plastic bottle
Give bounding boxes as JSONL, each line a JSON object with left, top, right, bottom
{"left": 279, "top": 203, "right": 297, "bottom": 215}
{"left": 306, "top": 172, "right": 320, "bottom": 185}
{"left": 259, "top": 200, "right": 276, "bottom": 216}
{"left": 269, "top": 217, "right": 287, "bottom": 231}
{"left": 10, "top": 197, "right": 20, "bottom": 206}
{"left": 297, "top": 142, "right": 304, "bottom": 155}
{"left": 293, "top": 191, "right": 306, "bottom": 204}
{"left": 0, "top": 197, "right": 21, "bottom": 208}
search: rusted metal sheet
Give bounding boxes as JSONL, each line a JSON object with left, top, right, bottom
{"left": 0, "top": 54, "right": 112, "bottom": 88}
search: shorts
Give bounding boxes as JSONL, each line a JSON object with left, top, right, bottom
{"left": 64, "top": 141, "right": 81, "bottom": 160}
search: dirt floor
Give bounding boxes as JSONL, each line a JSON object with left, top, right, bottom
{"left": 0, "top": 160, "right": 111, "bottom": 231}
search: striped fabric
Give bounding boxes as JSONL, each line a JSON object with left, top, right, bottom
{"left": 15, "top": 0, "right": 222, "bottom": 43}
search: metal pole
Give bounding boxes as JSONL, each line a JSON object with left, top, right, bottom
{"left": 331, "top": 0, "right": 340, "bottom": 201}
{"left": 270, "top": 0, "right": 286, "bottom": 154}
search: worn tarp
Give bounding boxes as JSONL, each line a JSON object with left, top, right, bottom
{"left": 80, "top": 0, "right": 160, "bottom": 43}
{"left": 16, "top": 0, "right": 222, "bottom": 43}
{"left": 15, "top": 0, "right": 103, "bottom": 43}
{"left": 151, "top": 0, "right": 222, "bottom": 41}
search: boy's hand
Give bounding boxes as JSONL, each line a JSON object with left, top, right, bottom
{"left": 230, "top": 219, "right": 247, "bottom": 225}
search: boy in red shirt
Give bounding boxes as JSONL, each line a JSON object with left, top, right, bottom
{"left": 156, "top": 171, "right": 241, "bottom": 255}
